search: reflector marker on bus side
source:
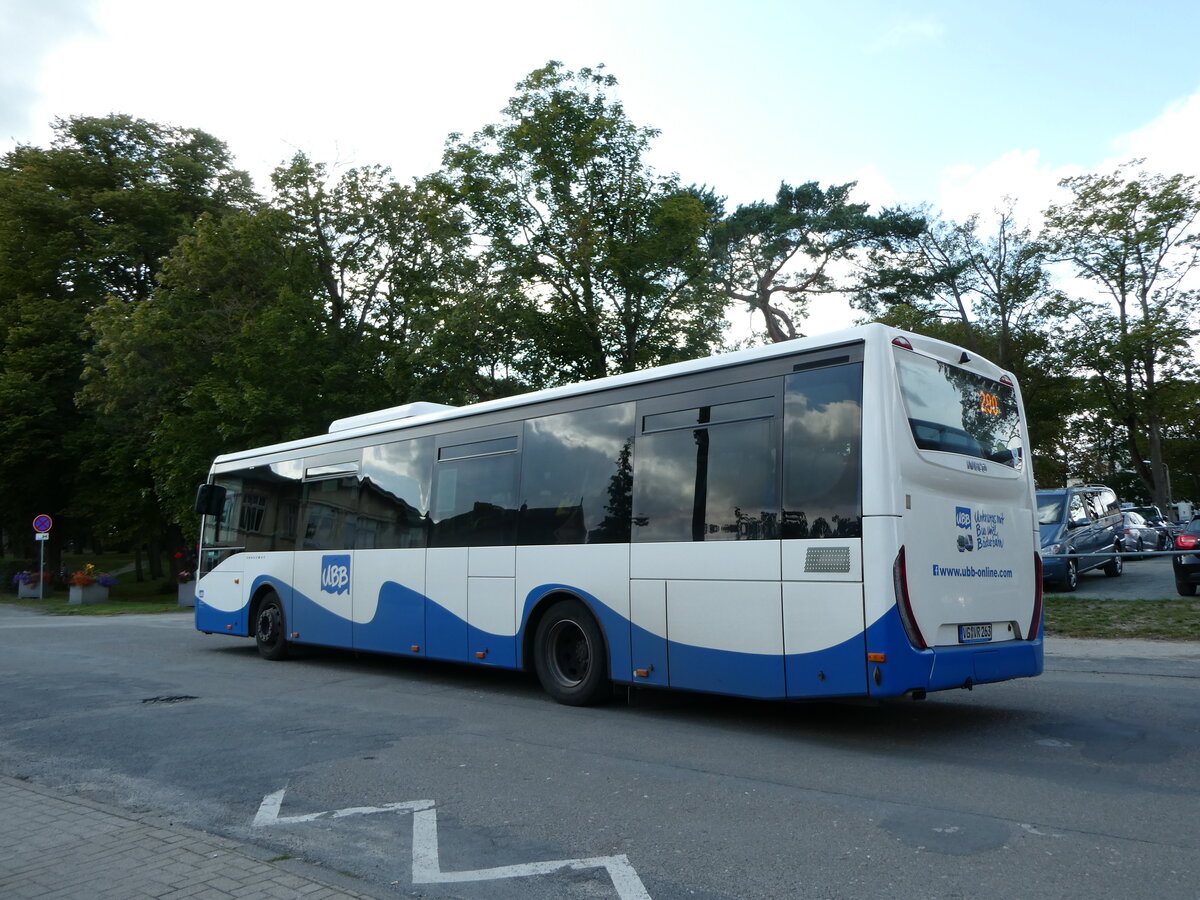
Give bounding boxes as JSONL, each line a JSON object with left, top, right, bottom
{"left": 253, "top": 787, "right": 651, "bottom": 899}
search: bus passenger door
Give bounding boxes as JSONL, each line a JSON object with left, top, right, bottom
{"left": 292, "top": 465, "right": 361, "bottom": 649}
{"left": 291, "top": 549, "right": 353, "bottom": 648}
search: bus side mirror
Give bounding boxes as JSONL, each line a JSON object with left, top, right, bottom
{"left": 194, "top": 483, "right": 227, "bottom": 516}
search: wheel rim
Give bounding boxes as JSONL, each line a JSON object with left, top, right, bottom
{"left": 1067, "top": 560, "right": 1077, "bottom": 589}
{"left": 546, "top": 619, "right": 591, "bottom": 688}
{"left": 257, "top": 605, "right": 280, "bottom": 646}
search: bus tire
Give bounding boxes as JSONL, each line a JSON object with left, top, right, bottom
{"left": 533, "top": 599, "right": 609, "bottom": 706}
{"left": 1103, "top": 554, "right": 1123, "bottom": 577}
{"left": 1177, "top": 580, "right": 1197, "bottom": 597}
{"left": 254, "top": 591, "right": 289, "bottom": 661}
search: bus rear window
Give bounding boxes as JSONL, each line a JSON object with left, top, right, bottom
{"left": 894, "top": 348, "right": 1024, "bottom": 470}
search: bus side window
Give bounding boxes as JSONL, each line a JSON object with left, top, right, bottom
{"left": 430, "top": 435, "right": 519, "bottom": 547}
{"left": 781, "top": 363, "right": 863, "bottom": 539}
{"left": 359, "top": 437, "right": 433, "bottom": 549}
{"left": 632, "top": 392, "right": 779, "bottom": 542}
{"left": 517, "top": 403, "right": 634, "bottom": 545}
{"left": 206, "top": 465, "right": 302, "bottom": 556}
{"left": 300, "top": 476, "right": 360, "bottom": 550}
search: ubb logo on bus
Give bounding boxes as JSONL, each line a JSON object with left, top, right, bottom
{"left": 956, "top": 507, "right": 972, "bottom": 529}
{"left": 320, "top": 555, "right": 350, "bottom": 595}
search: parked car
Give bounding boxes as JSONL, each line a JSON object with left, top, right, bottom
{"left": 1172, "top": 519, "right": 1200, "bottom": 596}
{"left": 1118, "top": 511, "right": 1161, "bottom": 557}
{"left": 1123, "top": 504, "right": 1179, "bottom": 549}
{"left": 1037, "top": 485, "right": 1124, "bottom": 591}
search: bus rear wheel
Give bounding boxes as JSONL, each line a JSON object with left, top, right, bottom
{"left": 255, "top": 592, "right": 289, "bottom": 661}
{"left": 533, "top": 599, "right": 608, "bottom": 706}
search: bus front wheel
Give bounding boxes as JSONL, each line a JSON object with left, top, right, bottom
{"left": 255, "top": 592, "right": 289, "bottom": 661}
{"left": 533, "top": 599, "right": 608, "bottom": 706}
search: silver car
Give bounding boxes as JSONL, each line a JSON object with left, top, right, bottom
{"left": 1119, "top": 511, "right": 1160, "bottom": 557}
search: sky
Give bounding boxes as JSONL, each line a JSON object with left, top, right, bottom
{"left": 3, "top": 0, "right": 1200, "bottom": 334}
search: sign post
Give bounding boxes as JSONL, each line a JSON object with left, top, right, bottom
{"left": 32, "top": 515, "right": 53, "bottom": 600}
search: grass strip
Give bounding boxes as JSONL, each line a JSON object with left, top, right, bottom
{"left": 1044, "top": 596, "right": 1200, "bottom": 641}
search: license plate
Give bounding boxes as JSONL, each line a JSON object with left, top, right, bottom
{"left": 959, "top": 623, "right": 992, "bottom": 644}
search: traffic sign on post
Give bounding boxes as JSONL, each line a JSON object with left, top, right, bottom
{"left": 31, "top": 514, "right": 52, "bottom": 601}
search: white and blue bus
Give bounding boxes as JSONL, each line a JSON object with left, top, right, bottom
{"left": 192, "top": 324, "right": 1043, "bottom": 704}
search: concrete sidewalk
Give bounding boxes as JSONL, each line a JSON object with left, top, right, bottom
{"left": 0, "top": 775, "right": 381, "bottom": 900}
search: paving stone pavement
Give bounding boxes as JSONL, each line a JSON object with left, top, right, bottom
{"left": 0, "top": 775, "right": 382, "bottom": 900}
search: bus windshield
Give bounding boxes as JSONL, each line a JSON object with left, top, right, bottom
{"left": 894, "top": 347, "right": 1023, "bottom": 469}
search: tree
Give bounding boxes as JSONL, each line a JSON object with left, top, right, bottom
{"left": 270, "top": 154, "right": 522, "bottom": 404}
{"left": 442, "top": 61, "right": 726, "bottom": 382}
{"left": 855, "top": 208, "right": 981, "bottom": 349}
{"left": 856, "top": 202, "right": 1060, "bottom": 369}
{"left": 81, "top": 207, "right": 326, "bottom": 531}
{"left": 81, "top": 155, "right": 521, "bottom": 534}
{"left": 0, "top": 114, "right": 254, "bottom": 566}
{"left": 1041, "top": 164, "right": 1200, "bottom": 511}
{"left": 714, "top": 182, "right": 924, "bottom": 343}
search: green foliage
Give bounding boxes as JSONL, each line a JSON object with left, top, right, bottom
{"left": 1042, "top": 164, "right": 1200, "bottom": 506}
{"left": 2, "top": 93, "right": 1197, "bottom": 563}
{"left": 443, "top": 61, "right": 727, "bottom": 381}
{"left": 0, "top": 114, "right": 254, "bottom": 556}
{"left": 715, "top": 181, "right": 924, "bottom": 342}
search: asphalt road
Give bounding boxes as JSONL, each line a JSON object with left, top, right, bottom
{"left": 1054, "top": 552, "right": 1184, "bottom": 599}
{"left": 1, "top": 604, "right": 1198, "bottom": 899}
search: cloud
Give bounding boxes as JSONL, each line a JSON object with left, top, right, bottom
{"left": 936, "top": 149, "right": 1081, "bottom": 227}
{"left": 0, "top": 0, "right": 98, "bottom": 141}
{"left": 866, "top": 18, "right": 946, "bottom": 53}
{"left": 931, "top": 84, "right": 1200, "bottom": 229}
{"left": 1106, "top": 86, "right": 1200, "bottom": 177}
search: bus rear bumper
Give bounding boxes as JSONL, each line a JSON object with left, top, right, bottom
{"left": 867, "top": 607, "right": 1044, "bottom": 697}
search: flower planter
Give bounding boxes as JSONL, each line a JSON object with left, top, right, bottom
{"left": 177, "top": 581, "right": 196, "bottom": 608}
{"left": 69, "top": 584, "right": 109, "bottom": 605}
{"left": 17, "top": 581, "right": 49, "bottom": 599}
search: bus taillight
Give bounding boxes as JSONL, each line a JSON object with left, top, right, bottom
{"left": 1028, "top": 553, "right": 1044, "bottom": 641}
{"left": 892, "top": 547, "right": 927, "bottom": 649}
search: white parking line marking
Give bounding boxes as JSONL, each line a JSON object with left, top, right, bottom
{"left": 253, "top": 787, "right": 651, "bottom": 899}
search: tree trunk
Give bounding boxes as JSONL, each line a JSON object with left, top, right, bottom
{"left": 147, "top": 537, "right": 164, "bottom": 580}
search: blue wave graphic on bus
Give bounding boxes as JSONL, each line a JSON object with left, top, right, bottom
{"left": 198, "top": 577, "right": 1042, "bottom": 700}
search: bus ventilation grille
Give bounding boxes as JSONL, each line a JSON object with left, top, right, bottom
{"left": 804, "top": 547, "right": 851, "bottom": 574}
